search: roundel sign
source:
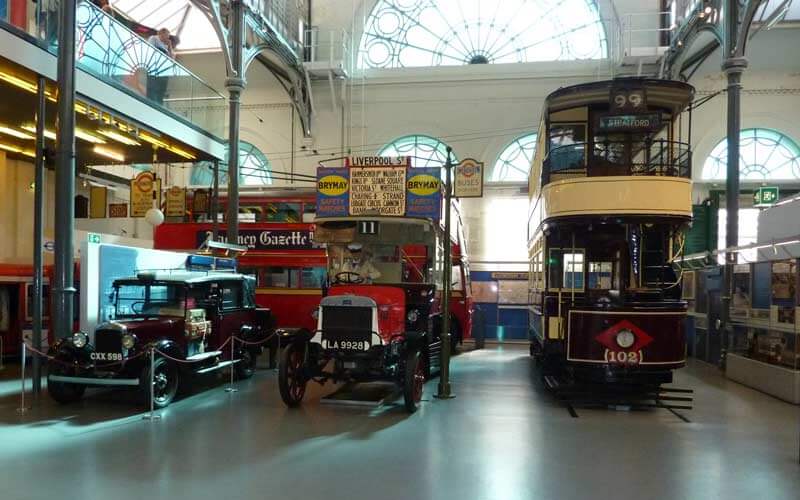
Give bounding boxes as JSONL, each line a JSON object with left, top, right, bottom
{"left": 454, "top": 158, "right": 484, "bottom": 198}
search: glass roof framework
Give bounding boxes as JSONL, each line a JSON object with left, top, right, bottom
{"left": 378, "top": 135, "right": 456, "bottom": 169}
{"left": 359, "top": 0, "right": 608, "bottom": 69}
{"left": 112, "top": 0, "right": 221, "bottom": 52}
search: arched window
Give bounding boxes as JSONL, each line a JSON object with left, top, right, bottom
{"left": 359, "top": 0, "right": 607, "bottom": 69}
{"left": 702, "top": 129, "right": 800, "bottom": 182}
{"left": 492, "top": 133, "right": 537, "bottom": 182}
{"left": 190, "top": 142, "right": 272, "bottom": 186}
{"left": 378, "top": 135, "right": 455, "bottom": 168}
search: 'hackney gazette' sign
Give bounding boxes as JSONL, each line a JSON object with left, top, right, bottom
{"left": 316, "top": 156, "right": 442, "bottom": 220}
{"left": 197, "top": 229, "right": 313, "bottom": 250}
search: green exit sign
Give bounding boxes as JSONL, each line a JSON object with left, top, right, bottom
{"left": 87, "top": 233, "right": 101, "bottom": 244}
{"left": 753, "top": 187, "right": 779, "bottom": 207}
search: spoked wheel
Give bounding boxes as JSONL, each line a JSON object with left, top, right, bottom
{"left": 234, "top": 348, "right": 258, "bottom": 380}
{"left": 140, "top": 356, "right": 179, "bottom": 409}
{"left": 47, "top": 354, "right": 86, "bottom": 404}
{"left": 403, "top": 350, "right": 425, "bottom": 413}
{"left": 278, "top": 343, "right": 308, "bottom": 408}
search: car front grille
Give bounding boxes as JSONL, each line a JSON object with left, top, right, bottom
{"left": 95, "top": 330, "right": 122, "bottom": 354}
{"left": 322, "top": 306, "right": 372, "bottom": 342}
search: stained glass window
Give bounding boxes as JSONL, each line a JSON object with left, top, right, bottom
{"left": 378, "top": 135, "right": 456, "bottom": 168}
{"left": 191, "top": 142, "right": 272, "bottom": 186}
{"left": 702, "top": 129, "right": 800, "bottom": 181}
{"left": 359, "top": 0, "right": 607, "bottom": 69}
{"left": 492, "top": 133, "right": 537, "bottom": 182}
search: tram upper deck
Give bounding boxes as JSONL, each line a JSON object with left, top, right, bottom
{"left": 528, "top": 78, "right": 695, "bottom": 227}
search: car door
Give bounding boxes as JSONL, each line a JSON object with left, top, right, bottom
{"left": 214, "top": 280, "right": 253, "bottom": 359}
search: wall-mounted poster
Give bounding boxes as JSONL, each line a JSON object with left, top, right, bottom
{"left": 472, "top": 281, "right": 498, "bottom": 303}
{"left": 316, "top": 167, "right": 350, "bottom": 217}
{"left": 406, "top": 167, "right": 441, "bottom": 219}
{"left": 193, "top": 189, "right": 209, "bottom": 214}
{"left": 165, "top": 186, "right": 186, "bottom": 218}
{"left": 130, "top": 171, "right": 161, "bottom": 217}
{"left": 771, "top": 260, "right": 796, "bottom": 301}
{"left": 89, "top": 186, "right": 107, "bottom": 218}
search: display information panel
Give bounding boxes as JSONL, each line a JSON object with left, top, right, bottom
{"left": 349, "top": 166, "right": 407, "bottom": 216}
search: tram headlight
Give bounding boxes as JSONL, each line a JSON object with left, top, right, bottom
{"left": 406, "top": 309, "right": 420, "bottom": 324}
{"left": 71, "top": 332, "right": 88, "bottom": 348}
{"left": 615, "top": 329, "right": 636, "bottom": 349}
{"left": 121, "top": 334, "right": 136, "bottom": 350}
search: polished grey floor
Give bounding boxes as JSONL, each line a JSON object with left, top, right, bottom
{"left": 1, "top": 346, "right": 798, "bottom": 500}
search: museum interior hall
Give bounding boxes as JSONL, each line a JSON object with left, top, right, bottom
{"left": 0, "top": 1, "right": 799, "bottom": 499}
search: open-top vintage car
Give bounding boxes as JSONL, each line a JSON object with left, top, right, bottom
{"left": 47, "top": 268, "right": 275, "bottom": 408}
{"left": 277, "top": 217, "right": 451, "bottom": 412}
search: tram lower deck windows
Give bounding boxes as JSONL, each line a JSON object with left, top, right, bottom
{"left": 548, "top": 249, "right": 585, "bottom": 291}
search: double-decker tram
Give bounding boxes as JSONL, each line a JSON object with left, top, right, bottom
{"left": 528, "top": 78, "right": 694, "bottom": 388}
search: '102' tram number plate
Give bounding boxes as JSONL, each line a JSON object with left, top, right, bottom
{"left": 604, "top": 349, "right": 643, "bottom": 365}
{"left": 323, "top": 340, "right": 368, "bottom": 351}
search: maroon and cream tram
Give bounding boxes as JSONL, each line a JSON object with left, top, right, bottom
{"left": 527, "top": 78, "right": 694, "bottom": 386}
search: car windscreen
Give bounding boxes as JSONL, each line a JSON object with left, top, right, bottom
{"left": 114, "top": 283, "right": 186, "bottom": 318}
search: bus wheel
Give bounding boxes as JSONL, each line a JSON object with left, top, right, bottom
{"left": 403, "top": 350, "right": 425, "bottom": 413}
{"left": 279, "top": 344, "right": 307, "bottom": 408}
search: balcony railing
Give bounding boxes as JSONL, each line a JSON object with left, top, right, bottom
{"left": 543, "top": 140, "right": 691, "bottom": 185}
{"left": 13, "top": 1, "right": 225, "bottom": 136}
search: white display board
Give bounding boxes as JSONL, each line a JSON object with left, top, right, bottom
{"left": 80, "top": 242, "right": 190, "bottom": 339}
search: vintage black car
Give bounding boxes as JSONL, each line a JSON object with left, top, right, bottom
{"left": 47, "top": 271, "right": 275, "bottom": 408}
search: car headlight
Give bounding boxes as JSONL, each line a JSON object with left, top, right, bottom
{"left": 121, "top": 334, "right": 135, "bottom": 350}
{"left": 71, "top": 332, "right": 88, "bottom": 348}
{"left": 615, "top": 329, "right": 635, "bottom": 349}
{"left": 406, "top": 309, "right": 419, "bottom": 323}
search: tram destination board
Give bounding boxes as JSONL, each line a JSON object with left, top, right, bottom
{"left": 348, "top": 163, "right": 407, "bottom": 217}
{"left": 598, "top": 113, "right": 661, "bottom": 133}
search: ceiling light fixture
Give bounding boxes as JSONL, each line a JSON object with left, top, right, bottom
{"left": 0, "top": 71, "right": 56, "bottom": 101}
{"left": 0, "top": 125, "right": 35, "bottom": 140}
{"left": 167, "top": 146, "right": 197, "bottom": 160}
{"left": 0, "top": 142, "right": 35, "bottom": 158}
{"left": 93, "top": 146, "right": 125, "bottom": 162}
{"left": 21, "top": 124, "right": 56, "bottom": 140}
{"left": 138, "top": 131, "right": 169, "bottom": 148}
{"left": 76, "top": 129, "right": 106, "bottom": 144}
{"left": 97, "top": 129, "right": 140, "bottom": 146}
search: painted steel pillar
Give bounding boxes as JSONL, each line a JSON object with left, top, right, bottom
{"left": 225, "top": 0, "right": 246, "bottom": 244}
{"left": 31, "top": 76, "right": 47, "bottom": 394}
{"left": 437, "top": 148, "right": 454, "bottom": 399}
{"left": 720, "top": 56, "right": 748, "bottom": 361}
{"left": 53, "top": 0, "right": 78, "bottom": 342}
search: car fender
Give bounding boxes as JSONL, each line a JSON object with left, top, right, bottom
{"left": 148, "top": 339, "right": 184, "bottom": 363}
{"left": 276, "top": 328, "right": 313, "bottom": 347}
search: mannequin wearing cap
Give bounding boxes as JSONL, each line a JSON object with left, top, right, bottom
{"left": 341, "top": 243, "right": 382, "bottom": 283}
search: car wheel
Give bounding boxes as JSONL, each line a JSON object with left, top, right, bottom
{"left": 278, "top": 343, "right": 307, "bottom": 408}
{"left": 234, "top": 348, "right": 258, "bottom": 380}
{"left": 403, "top": 350, "right": 425, "bottom": 413}
{"left": 140, "top": 356, "right": 179, "bottom": 409}
{"left": 47, "top": 354, "right": 86, "bottom": 404}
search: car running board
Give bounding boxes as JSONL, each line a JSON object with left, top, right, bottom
{"left": 185, "top": 351, "right": 223, "bottom": 362}
{"left": 194, "top": 359, "right": 241, "bottom": 374}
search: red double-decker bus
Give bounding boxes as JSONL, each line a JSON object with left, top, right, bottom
{"left": 153, "top": 188, "right": 324, "bottom": 331}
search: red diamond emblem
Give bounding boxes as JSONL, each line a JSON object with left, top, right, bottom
{"left": 595, "top": 319, "right": 654, "bottom": 352}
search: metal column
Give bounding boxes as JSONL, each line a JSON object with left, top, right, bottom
{"left": 212, "top": 160, "right": 220, "bottom": 241}
{"left": 437, "top": 148, "right": 454, "bottom": 399}
{"left": 31, "top": 77, "right": 47, "bottom": 394}
{"left": 225, "top": 0, "right": 245, "bottom": 244}
{"left": 53, "top": 0, "right": 78, "bottom": 342}
{"left": 720, "top": 56, "right": 748, "bottom": 363}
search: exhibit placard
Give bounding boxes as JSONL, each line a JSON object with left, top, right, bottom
{"left": 130, "top": 171, "right": 161, "bottom": 217}
{"left": 165, "top": 186, "right": 186, "bottom": 217}
{"left": 109, "top": 203, "right": 128, "bottom": 218}
{"left": 348, "top": 165, "right": 407, "bottom": 216}
{"left": 454, "top": 158, "right": 484, "bottom": 198}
